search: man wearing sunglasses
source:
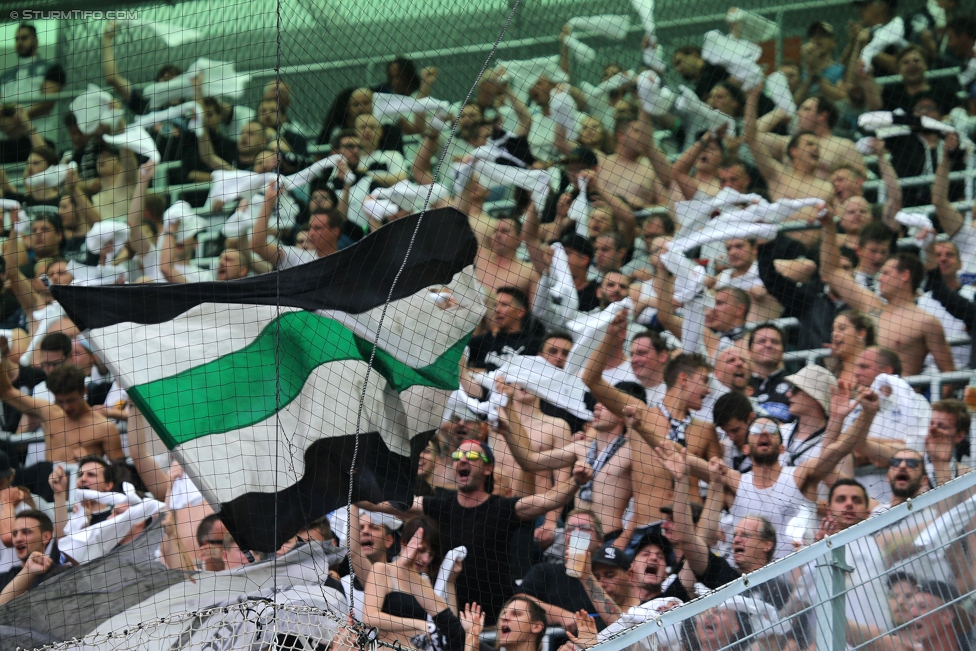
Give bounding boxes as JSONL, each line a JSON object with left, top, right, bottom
{"left": 873, "top": 450, "right": 927, "bottom": 515}
{"left": 368, "top": 438, "right": 592, "bottom": 626}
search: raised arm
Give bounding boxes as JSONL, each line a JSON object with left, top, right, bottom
{"left": 250, "top": 181, "right": 284, "bottom": 267}
{"left": 507, "top": 88, "right": 532, "bottom": 138}
{"left": 924, "top": 314, "right": 956, "bottom": 373}
{"left": 363, "top": 563, "right": 432, "bottom": 635}
{"left": 127, "top": 160, "right": 155, "bottom": 258}
{"left": 579, "top": 309, "right": 650, "bottom": 421}
{"left": 158, "top": 220, "right": 188, "bottom": 284}
{"left": 871, "top": 138, "right": 903, "bottom": 231}
{"left": 819, "top": 210, "right": 882, "bottom": 313}
{"left": 128, "top": 405, "right": 171, "bottom": 502}
{"left": 655, "top": 445, "right": 712, "bottom": 577}
{"left": 102, "top": 22, "right": 133, "bottom": 104}
{"left": 796, "top": 385, "right": 878, "bottom": 497}
{"left": 520, "top": 192, "right": 553, "bottom": 276}
{"left": 744, "top": 84, "right": 782, "bottom": 187}
{"left": 495, "top": 385, "right": 579, "bottom": 472}
{"left": 932, "top": 133, "right": 965, "bottom": 238}
{"left": 412, "top": 127, "right": 439, "bottom": 186}
{"left": 0, "top": 341, "right": 55, "bottom": 420}
{"left": 514, "top": 463, "right": 589, "bottom": 520}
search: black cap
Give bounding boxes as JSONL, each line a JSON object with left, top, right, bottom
{"left": 563, "top": 146, "right": 599, "bottom": 169}
{"left": 561, "top": 233, "right": 595, "bottom": 260}
{"left": 0, "top": 450, "right": 12, "bottom": 479}
{"left": 592, "top": 542, "right": 630, "bottom": 570}
{"left": 633, "top": 528, "right": 675, "bottom": 563}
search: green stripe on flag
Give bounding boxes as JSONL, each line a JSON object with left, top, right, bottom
{"left": 129, "top": 311, "right": 469, "bottom": 449}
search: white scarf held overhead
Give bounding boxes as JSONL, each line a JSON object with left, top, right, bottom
{"left": 102, "top": 125, "right": 161, "bottom": 163}
{"left": 861, "top": 18, "right": 907, "bottom": 70}
{"left": 568, "top": 15, "right": 631, "bottom": 40}
{"left": 69, "top": 84, "right": 123, "bottom": 136}
{"left": 143, "top": 58, "right": 250, "bottom": 111}
{"left": 531, "top": 242, "right": 580, "bottom": 331}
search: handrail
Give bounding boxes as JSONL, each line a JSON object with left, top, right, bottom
{"left": 591, "top": 466, "right": 976, "bottom": 651}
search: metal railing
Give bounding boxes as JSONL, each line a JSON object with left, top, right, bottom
{"left": 592, "top": 466, "right": 976, "bottom": 651}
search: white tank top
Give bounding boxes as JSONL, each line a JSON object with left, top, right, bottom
{"left": 729, "top": 465, "right": 815, "bottom": 560}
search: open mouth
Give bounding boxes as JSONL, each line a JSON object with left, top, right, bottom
{"left": 732, "top": 544, "right": 745, "bottom": 556}
{"left": 500, "top": 625, "right": 512, "bottom": 636}
{"left": 457, "top": 467, "right": 471, "bottom": 479}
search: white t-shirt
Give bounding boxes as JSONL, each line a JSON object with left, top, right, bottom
{"left": 730, "top": 465, "right": 816, "bottom": 559}
{"left": 277, "top": 246, "right": 323, "bottom": 270}
{"left": 715, "top": 261, "right": 763, "bottom": 292}
{"left": 602, "top": 361, "right": 639, "bottom": 387}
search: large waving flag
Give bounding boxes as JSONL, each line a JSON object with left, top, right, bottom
{"left": 51, "top": 208, "right": 484, "bottom": 553}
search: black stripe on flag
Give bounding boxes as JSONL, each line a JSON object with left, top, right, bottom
{"left": 50, "top": 207, "right": 478, "bottom": 330}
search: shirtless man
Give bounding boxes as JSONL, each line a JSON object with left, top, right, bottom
{"left": 589, "top": 112, "right": 662, "bottom": 244}
{"left": 745, "top": 84, "right": 832, "bottom": 247}
{"left": 0, "top": 361, "right": 121, "bottom": 465}
{"left": 756, "top": 96, "right": 864, "bottom": 180}
{"left": 819, "top": 211, "right": 955, "bottom": 377}
{"left": 495, "top": 379, "right": 639, "bottom": 551}
{"left": 582, "top": 311, "right": 721, "bottom": 545}
{"left": 506, "top": 383, "right": 574, "bottom": 548}
{"left": 473, "top": 214, "right": 539, "bottom": 304}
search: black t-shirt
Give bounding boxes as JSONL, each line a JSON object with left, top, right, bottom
{"left": 517, "top": 562, "right": 607, "bottom": 630}
{"left": 693, "top": 63, "right": 731, "bottom": 101}
{"left": 0, "top": 564, "right": 20, "bottom": 591}
{"left": 750, "top": 369, "right": 791, "bottom": 418}
{"left": 466, "top": 330, "right": 542, "bottom": 370}
{"left": 577, "top": 281, "right": 601, "bottom": 314}
{"left": 881, "top": 78, "right": 959, "bottom": 116}
{"left": 423, "top": 494, "right": 523, "bottom": 625}
{"left": 696, "top": 553, "right": 791, "bottom": 609}
{"left": 1, "top": 365, "right": 45, "bottom": 433}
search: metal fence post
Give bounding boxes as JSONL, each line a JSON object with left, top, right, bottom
{"left": 814, "top": 544, "right": 852, "bottom": 651}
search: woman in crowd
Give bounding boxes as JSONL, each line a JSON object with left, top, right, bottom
{"left": 363, "top": 516, "right": 466, "bottom": 651}
{"left": 825, "top": 310, "right": 876, "bottom": 387}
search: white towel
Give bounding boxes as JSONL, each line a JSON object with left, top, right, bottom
{"left": 660, "top": 247, "right": 708, "bottom": 305}
{"left": 532, "top": 242, "right": 580, "bottom": 330}
{"left": 473, "top": 160, "right": 552, "bottom": 213}
{"left": 568, "top": 15, "right": 632, "bottom": 40}
{"left": 373, "top": 94, "right": 448, "bottom": 122}
{"left": 373, "top": 180, "right": 451, "bottom": 213}
{"left": 362, "top": 197, "right": 401, "bottom": 223}
{"left": 671, "top": 219, "right": 779, "bottom": 255}
{"left": 102, "top": 125, "right": 161, "bottom": 163}
{"left": 58, "top": 499, "right": 163, "bottom": 565}
{"left": 74, "top": 489, "right": 142, "bottom": 508}
{"left": 702, "top": 30, "right": 765, "bottom": 90}
{"left": 144, "top": 58, "right": 250, "bottom": 111}
{"left": 122, "top": 19, "right": 203, "bottom": 47}
{"left": 85, "top": 219, "right": 129, "bottom": 260}
{"left": 497, "top": 56, "right": 568, "bottom": 98}
{"left": 765, "top": 71, "right": 797, "bottom": 116}
{"left": 550, "top": 90, "right": 582, "bottom": 140}
{"left": 207, "top": 169, "right": 277, "bottom": 205}
{"left": 23, "top": 162, "right": 75, "bottom": 192}
{"left": 895, "top": 210, "right": 934, "bottom": 231}
{"left": 497, "top": 354, "right": 594, "bottom": 420}
{"left": 861, "top": 18, "right": 907, "bottom": 70}
{"left": 570, "top": 178, "right": 590, "bottom": 237}
{"left": 726, "top": 8, "right": 780, "bottom": 43}
{"left": 632, "top": 0, "right": 657, "bottom": 39}
{"left": 65, "top": 261, "right": 126, "bottom": 287}
{"left": 280, "top": 154, "right": 344, "bottom": 191}
{"left": 130, "top": 101, "right": 200, "bottom": 129}
{"left": 635, "top": 69, "right": 674, "bottom": 117}
{"left": 565, "top": 35, "right": 597, "bottom": 65}
{"left": 564, "top": 298, "right": 633, "bottom": 376}
{"left": 69, "top": 85, "right": 123, "bottom": 136}
{"left": 674, "top": 86, "right": 736, "bottom": 134}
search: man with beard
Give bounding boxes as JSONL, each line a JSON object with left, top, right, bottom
{"left": 374, "top": 438, "right": 592, "bottom": 625}
{"left": 719, "top": 383, "right": 878, "bottom": 559}
{"left": 659, "top": 445, "right": 790, "bottom": 608}
{"left": 873, "top": 449, "right": 927, "bottom": 515}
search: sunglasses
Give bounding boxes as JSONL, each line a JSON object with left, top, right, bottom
{"left": 749, "top": 421, "right": 780, "bottom": 436}
{"left": 452, "top": 449, "right": 489, "bottom": 463}
{"left": 889, "top": 458, "right": 922, "bottom": 469}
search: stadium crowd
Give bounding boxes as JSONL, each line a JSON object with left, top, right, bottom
{"left": 3, "top": 2, "right": 976, "bottom": 650}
